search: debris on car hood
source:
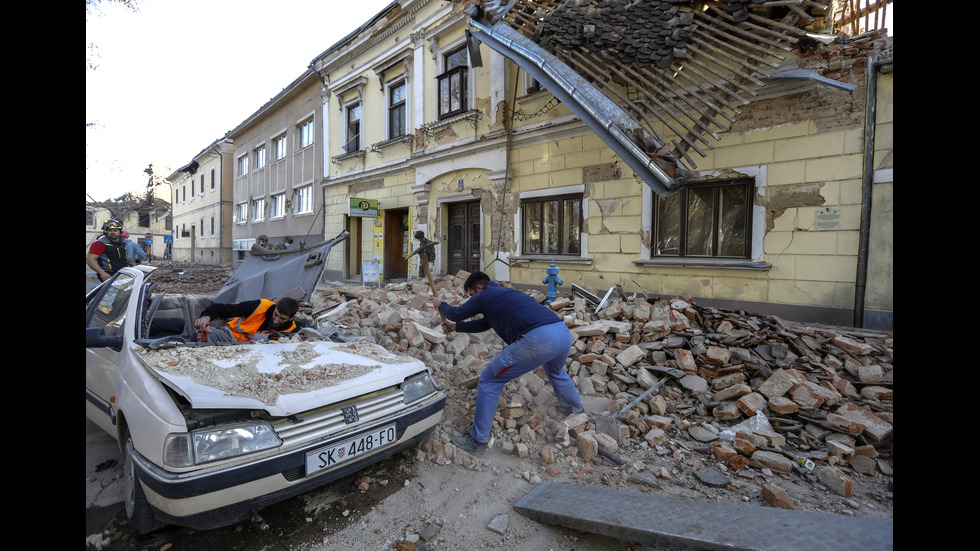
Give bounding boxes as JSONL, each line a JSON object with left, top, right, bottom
{"left": 133, "top": 339, "right": 423, "bottom": 417}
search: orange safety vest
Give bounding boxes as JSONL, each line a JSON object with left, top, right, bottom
{"left": 227, "top": 299, "right": 296, "bottom": 341}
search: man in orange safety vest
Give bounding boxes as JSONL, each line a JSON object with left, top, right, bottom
{"left": 193, "top": 297, "right": 300, "bottom": 343}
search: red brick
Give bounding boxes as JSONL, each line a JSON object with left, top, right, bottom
{"left": 762, "top": 483, "right": 797, "bottom": 510}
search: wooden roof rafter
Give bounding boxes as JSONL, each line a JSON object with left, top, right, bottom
{"left": 470, "top": 0, "right": 855, "bottom": 193}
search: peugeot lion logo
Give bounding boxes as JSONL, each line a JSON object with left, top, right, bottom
{"left": 342, "top": 405, "right": 359, "bottom": 424}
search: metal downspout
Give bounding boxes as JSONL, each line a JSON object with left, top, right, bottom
{"left": 853, "top": 56, "right": 892, "bottom": 328}
{"left": 211, "top": 141, "right": 226, "bottom": 266}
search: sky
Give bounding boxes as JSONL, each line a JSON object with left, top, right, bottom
{"left": 86, "top": 0, "right": 394, "bottom": 202}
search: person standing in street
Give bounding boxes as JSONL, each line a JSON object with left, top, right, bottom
{"left": 86, "top": 219, "right": 129, "bottom": 282}
{"left": 414, "top": 230, "right": 436, "bottom": 277}
{"left": 432, "top": 271, "right": 584, "bottom": 456}
{"left": 120, "top": 230, "right": 146, "bottom": 265}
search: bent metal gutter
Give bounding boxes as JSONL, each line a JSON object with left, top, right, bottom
{"left": 466, "top": 18, "right": 679, "bottom": 198}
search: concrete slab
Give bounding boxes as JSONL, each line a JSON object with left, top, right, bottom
{"left": 514, "top": 481, "right": 892, "bottom": 551}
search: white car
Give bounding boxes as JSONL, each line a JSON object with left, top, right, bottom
{"left": 85, "top": 233, "right": 445, "bottom": 533}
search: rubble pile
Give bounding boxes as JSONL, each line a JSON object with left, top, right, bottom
{"left": 147, "top": 262, "right": 236, "bottom": 295}
{"left": 306, "top": 273, "right": 893, "bottom": 515}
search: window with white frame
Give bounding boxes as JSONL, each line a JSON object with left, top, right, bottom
{"left": 299, "top": 119, "right": 314, "bottom": 149}
{"left": 522, "top": 193, "right": 582, "bottom": 255}
{"left": 294, "top": 185, "right": 313, "bottom": 214}
{"left": 199, "top": 174, "right": 205, "bottom": 195}
{"left": 236, "top": 203, "right": 247, "bottom": 224}
{"left": 388, "top": 80, "right": 406, "bottom": 138}
{"left": 437, "top": 45, "right": 468, "bottom": 120}
{"left": 210, "top": 167, "right": 216, "bottom": 191}
{"left": 344, "top": 102, "right": 361, "bottom": 154}
{"left": 271, "top": 193, "right": 286, "bottom": 219}
{"left": 254, "top": 147, "right": 266, "bottom": 170}
{"left": 252, "top": 198, "right": 265, "bottom": 221}
{"left": 237, "top": 155, "right": 249, "bottom": 177}
{"left": 522, "top": 68, "right": 543, "bottom": 95}
{"left": 210, "top": 215, "right": 215, "bottom": 236}
{"left": 199, "top": 219, "right": 204, "bottom": 237}
{"left": 273, "top": 134, "right": 287, "bottom": 161}
{"left": 652, "top": 179, "right": 752, "bottom": 258}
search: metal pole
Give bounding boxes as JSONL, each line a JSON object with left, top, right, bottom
{"left": 853, "top": 55, "right": 891, "bottom": 328}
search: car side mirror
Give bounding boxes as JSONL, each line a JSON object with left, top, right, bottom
{"left": 86, "top": 327, "right": 123, "bottom": 351}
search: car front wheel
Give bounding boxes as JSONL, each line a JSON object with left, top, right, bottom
{"left": 123, "top": 433, "right": 166, "bottom": 534}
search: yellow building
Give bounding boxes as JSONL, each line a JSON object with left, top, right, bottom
{"left": 305, "top": 1, "right": 892, "bottom": 330}
{"left": 158, "top": 1, "right": 888, "bottom": 330}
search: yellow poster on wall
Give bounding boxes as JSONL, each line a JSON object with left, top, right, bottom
{"left": 372, "top": 212, "right": 384, "bottom": 285}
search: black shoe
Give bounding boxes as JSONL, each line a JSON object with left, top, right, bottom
{"left": 451, "top": 431, "right": 487, "bottom": 456}
{"left": 557, "top": 405, "right": 585, "bottom": 417}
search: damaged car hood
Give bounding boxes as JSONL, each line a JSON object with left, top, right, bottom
{"left": 132, "top": 340, "right": 425, "bottom": 417}
{"left": 212, "top": 231, "right": 349, "bottom": 304}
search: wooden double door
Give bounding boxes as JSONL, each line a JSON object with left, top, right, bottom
{"left": 447, "top": 200, "right": 481, "bottom": 276}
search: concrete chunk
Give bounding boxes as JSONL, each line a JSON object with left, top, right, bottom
{"left": 514, "top": 482, "right": 892, "bottom": 550}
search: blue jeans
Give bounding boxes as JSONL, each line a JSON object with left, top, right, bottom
{"left": 469, "top": 321, "right": 583, "bottom": 443}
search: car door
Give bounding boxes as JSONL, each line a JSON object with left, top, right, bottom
{"left": 85, "top": 271, "right": 137, "bottom": 435}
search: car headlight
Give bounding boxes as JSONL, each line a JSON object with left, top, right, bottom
{"left": 163, "top": 422, "right": 281, "bottom": 467}
{"left": 402, "top": 373, "right": 437, "bottom": 404}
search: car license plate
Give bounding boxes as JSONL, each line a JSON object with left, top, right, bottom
{"left": 305, "top": 424, "right": 397, "bottom": 475}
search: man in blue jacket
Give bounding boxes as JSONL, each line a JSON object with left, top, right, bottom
{"left": 433, "top": 271, "right": 584, "bottom": 456}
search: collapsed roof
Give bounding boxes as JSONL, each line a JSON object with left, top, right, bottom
{"left": 465, "top": 0, "right": 858, "bottom": 197}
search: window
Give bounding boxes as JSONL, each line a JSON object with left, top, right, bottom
{"left": 254, "top": 147, "right": 266, "bottom": 170}
{"left": 522, "top": 194, "right": 582, "bottom": 255}
{"left": 236, "top": 203, "right": 247, "bottom": 224}
{"left": 653, "top": 179, "right": 752, "bottom": 258}
{"left": 294, "top": 185, "right": 313, "bottom": 214}
{"left": 210, "top": 167, "right": 216, "bottom": 191}
{"left": 86, "top": 273, "right": 134, "bottom": 332}
{"left": 437, "top": 46, "right": 468, "bottom": 119}
{"left": 181, "top": 184, "right": 186, "bottom": 203}
{"left": 252, "top": 198, "right": 265, "bottom": 221}
{"left": 199, "top": 220, "right": 204, "bottom": 237}
{"left": 344, "top": 103, "right": 361, "bottom": 154}
{"left": 271, "top": 193, "right": 285, "bottom": 219}
{"left": 273, "top": 135, "right": 287, "bottom": 161}
{"left": 299, "top": 119, "right": 315, "bottom": 149}
{"left": 210, "top": 215, "right": 215, "bottom": 236}
{"left": 388, "top": 80, "right": 406, "bottom": 138}
{"left": 523, "top": 69, "right": 543, "bottom": 95}
{"left": 200, "top": 174, "right": 205, "bottom": 195}
{"left": 237, "top": 155, "right": 249, "bottom": 177}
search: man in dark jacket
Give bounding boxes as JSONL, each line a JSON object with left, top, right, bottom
{"left": 433, "top": 271, "right": 584, "bottom": 455}
{"left": 193, "top": 297, "right": 300, "bottom": 343}
{"left": 86, "top": 219, "right": 129, "bottom": 282}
